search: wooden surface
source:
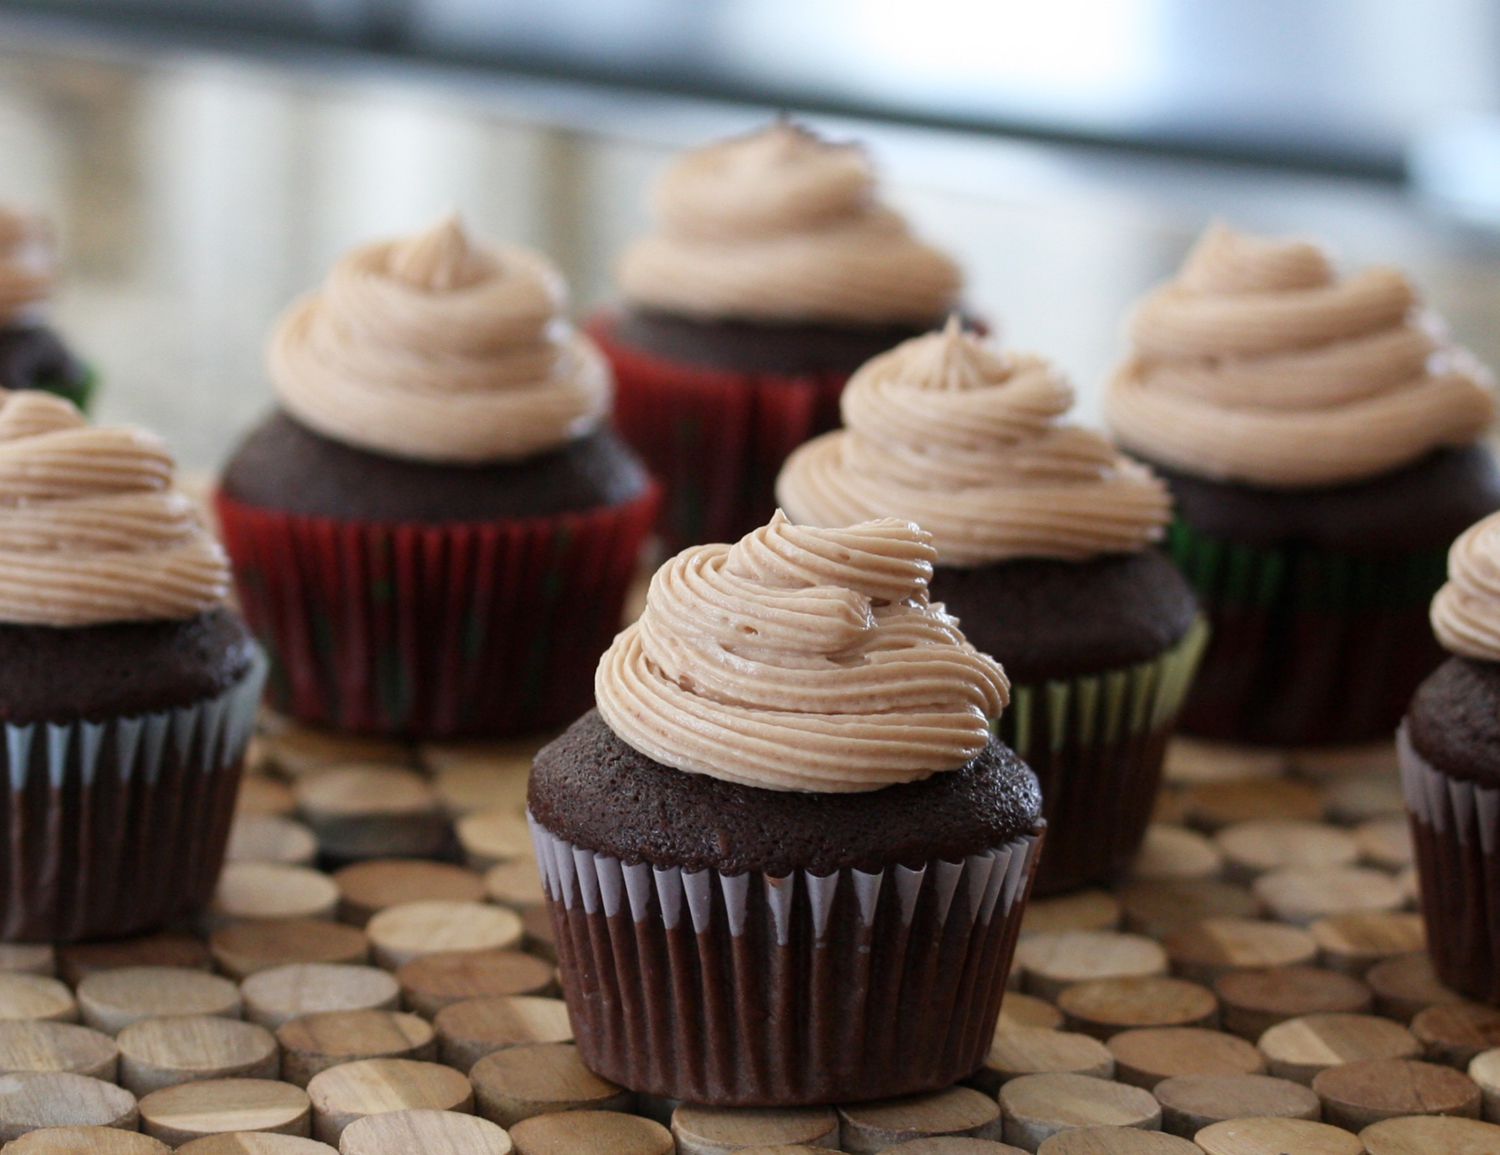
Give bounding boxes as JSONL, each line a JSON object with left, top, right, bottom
{"left": 6, "top": 723, "right": 1500, "bottom": 1154}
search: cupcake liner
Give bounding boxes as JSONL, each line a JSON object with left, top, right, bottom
{"left": 1000, "top": 617, "right": 1209, "bottom": 894}
{"left": 0, "top": 650, "right": 266, "bottom": 943}
{"left": 1167, "top": 519, "right": 1449, "bottom": 746}
{"left": 530, "top": 812, "right": 1043, "bottom": 1106}
{"left": 215, "top": 487, "right": 658, "bottom": 740}
{"left": 588, "top": 316, "right": 848, "bottom": 553}
{"left": 1398, "top": 725, "right": 1500, "bottom": 1004}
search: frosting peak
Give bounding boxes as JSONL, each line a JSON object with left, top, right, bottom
{"left": 617, "top": 121, "right": 962, "bottom": 324}
{"left": 270, "top": 214, "right": 610, "bottom": 464}
{"left": 595, "top": 511, "right": 1009, "bottom": 792}
{"left": 0, "top": 207, "right": 56, "bottom": 326}
{"left": 777, "top": 319, "right": 1172, "bottom": 565}
{"left": 0, "top": 389, "right": 230, "bottom": 627}
{"left": 1107, "top": 223, "right": 1494, "bottom": 488}
{"left": 1432, "top": 511, "right": 1500, "bottom": 661}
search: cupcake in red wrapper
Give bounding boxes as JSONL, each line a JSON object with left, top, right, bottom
{"left": 0, "top": 389, "right": 264, "bottom": 941}
{"left": 0, "top": 207, "right": 96, "bottom": 411}
{"left": 1107, "top": 223, "right": 1500, "bottom": 748}
{"left": 216, "top": 215, "right": 658, "bottom": 739}
{"left": 529, "top": 514, "right": 1044, "bottom": 1106}
{"left": 779, "top": 319, "right": 1204, "bottom": 894}
{"left": 590, "top": 120, "right": 965, "bottom": 553}
{"left": 1401, "top": 511, "right": 1500, "bottom": 1004}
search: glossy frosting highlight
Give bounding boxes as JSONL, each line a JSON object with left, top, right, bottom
{"left": 595, "top": 511, "right": 1009, "bottom": 792}
{"left": 1106, "top": 223, "right": 1493, "bottom": 487}
{"left": 617, "top": 121, "right": 962, "bottom": 324}
{"left": 777, "top": 318, "right": 1172, "bottom": 565}
{"left": 270, "top": 213, "right": 610, "bottom": 464}
{"left": 0, "top": 208, "right": 55, "bottom": 326}
{"left": 1432, "top": 511, "right": 1500, "bottom": 662}
{"left": 0, "top": 390, "right": 230, "bottom": 626}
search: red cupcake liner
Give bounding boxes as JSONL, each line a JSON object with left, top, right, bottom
{"left": 531, "top": 812, "right": 1044, "bottom": 1106}
{"left": 588, "top": 315, "right": 849, "bottom": 553}
{"left": 0, "top": 652, "right": 266, "bottom": 942}
{"left": 1399, "top": 724, "right": 1500, "bottom": 1004}
{"left": 214, "top": 486, "right": 660, "bottom": 739}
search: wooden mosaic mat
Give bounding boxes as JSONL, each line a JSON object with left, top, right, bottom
{"left": 1, "top": 725, "right": 1499, "bottom": 1155}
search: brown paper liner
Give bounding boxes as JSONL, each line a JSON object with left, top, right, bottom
{"left": 1398, "top": 724, "right": 1500, "bottom": 1004}
{"left": 0, "top": 652, "right": 266, "bottom": 943}
{"left": 531, "top": 813, "right": 1043, "bottom": 1106}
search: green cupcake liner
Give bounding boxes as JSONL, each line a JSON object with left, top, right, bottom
{"left": 996, "top": 618, "right": 1208, "bottom": 893}
{"left": 1165, "top": 517, "right": 1451, "bottom": 745}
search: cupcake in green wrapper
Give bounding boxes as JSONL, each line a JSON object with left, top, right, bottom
{"left": 0, "top": 207, "right": 95, "bottom": 411}
{"left": 778, "top": 318, "right": 1204, "bottom": 893}
{"left": 1106, "top": 223, "right": 1500, "bottom": 748}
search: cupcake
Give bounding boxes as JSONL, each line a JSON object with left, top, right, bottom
{"left": 216, "top": 215, "right": 659, "bottom": 739}
{"left": 1107, "top": 223, "right": 1500, "bottom": 747}
{"left": 778, "top": 319, "right": 1204, "bottom": 893}
{"left": 0, "top": 208, "right": 93, "bottom": 410}
{"left": 1401, "top": 511, "right": 1500, "bottom": 1003}
{"left": 589, "top": 120, "right": 963, "bottom": 553}
{"left": 529, "top": 513, "right": 1043, "bottom": 1106}
{"left": 0, "top": 389, "right": 263, "bottom": 941}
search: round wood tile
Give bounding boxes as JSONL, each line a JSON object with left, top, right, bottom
{"left": 209, "top": 919, "right": 369, "bottom": 980}
{"left": 1058, "top": 976, "right": 1218, "bottom": 1040}
{"left": 977, "top": 1028, "right": 1114, "bottom": 1094}
{"left": 998, "top": 1073, "right": 1160, "bottom": 1151}
{"left": 225, "top": 815, "right": 319, "bottom": 868}
{"left": 396, "top": 949, "right": 552, "bottom": 1016}
{"left": 1153, "top": 1073, "right": 1321, "bottom": 1138}
{"left": 304, "top": 1058, "right": 473, "bottom": 1145}
{"left": 454, "top": 810, "right": 536, "bottom": 871}
{"left": 669, "top": 1104, "right": 839, "bottom": 1155}
{"left": 0, "top": 1020, "right": 118, "bottom": 1080}
{"left": 1359, "top": 1114, "right": 1500, "bottom": 1154}
{"left": 1412, "top": 1002, "right": 1500, "bottom": 1069}
{"left": 58, "top": 933, "right": 211, "bottom": 986}
{"left": 77, "top": 967, "right": 241, "bottom": 1035}
{"left": 3, "top": 1126, "right": 168, "bottom": 1153}
{"left": 1467, "top": 1047, "right": 1500, "bottom": 1122}
{"left": 1163, "top": 918, "right": 1318, "bottom": 984}
{"left": 997, "top": 993, "right": 1065, "bottom": 1033}
{"left": 340, "top": 1107, "right": 514, "bottom": 1155}
{"left": 0, "top": 946, "right": 55, "bottom": 978}
{"left": 1215, "top": 820, "right": 1358, "bottom": 882}
{"left": 433, "top": 996, "right": 573, "bottom": 1070}
{"left": 1015, "top": 932, "right": 1167, "bottom": 1000}
{"left": 1193, "top": 1117, "right": 1365, "bottom": 1155}
{"left": 1312, "top": 1058, "right": 1481, "bottom": 1131}
{"left": 1253, "top": 866, "right": 1404, "bottom": 926}
{"left": 1310, "top": 911, "right": 1426, "bottom": 976}
{"left": 1106, "top": 1026, "right": 1265, "bottom": 1088}
{"left": 174, "top": 1135, "right": 337, "bottom": 1154}
{"left": 260, "top": 727, "right": 409, "bottom": 780}
{"left": 0, "top": 974, "right": 77, "bottom": 1023}
{"left": 335, "top": 860, "right": 486, "bottom": 926}
{"left": 838, "top": 1088, "right": 1004, "bottom": 1152}
{"left": 1182, "top": 779, "right": 1324, "bottom": 832}
{"left": 469, "top": 1042, "right": 630, "bottom": 1128}
{"left": 240, "top": 964, "right": 400, "bottom": 1030}
{"left": 1020, "top": 891, "right": 1122, "bottom": 938}
{"left": 1355, "top": 817, "right": 1414, "bottom": 872}
{"left": 483, "top": 861, "right": 548, "bottom": 910}
{"left": 1035, "top": 1128, "right": 1202, "bottom": 1154}
{"left": 213, "top": 864, "right": 340, "bottom": 924}
{"left": 1258, "top": 1013, "right": 1422, "bottom": 1084}
{"left": 1128, "top": 826, "right": 1223, "bottom": 883}
{"left": 509, "top": 1109, "right": 671, "bottom": 1154}
{"left": 0, "top": 1071, "right": 137, "bottom": 1141}
{"left": 117, "top": 1016, "right": 279, "bottom": 1095}
{"left": 275, "top": 1010, "right": 435, "bottom": 1088}
{"left": 366, "top": 902, "right": 524, "bottom": 970}
{"left": 138, "top": 1079, "right": 311, "bottom": 1146}
{"left": 1366, "top": 953, "right": 1467, "bottom": 1021}
{"left": 1116, "top": 879, "right": 1260, "bottom": 939}
{"left": 295, "top": 766, "right": 448, "bottom": 860}
{"left": 1214, "top": 965, "right": 1373, "bottom": 1039}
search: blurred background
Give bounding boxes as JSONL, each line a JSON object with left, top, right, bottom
{"left": 0, "top": 0, "right": 1498, "bottom": 465}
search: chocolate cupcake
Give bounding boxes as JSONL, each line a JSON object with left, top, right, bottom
{"left": 778, "top": 321, "right": 1203, "bottom": 893}
{"left": 1401, "top": 512, "right": 1500, "bottom": 1003}
{"left": 529, "top": 514, "right": 1043, "bottom": 1105}
{"left": 0, "top": 389, "right": 263, "bottom": 941}
{"left": 589, "top": 120, "right": 963, "bottom": 552}
{"left": 0, "top": 208, "right": 93, "bottom": 410}
{"left": 1107, "top": 223, "right": 1500, "bottom": 747}
{"left": 216, "top": 215, "right": 659, "bottom": 739}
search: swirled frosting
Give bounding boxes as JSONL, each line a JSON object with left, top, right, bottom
{"left": 1106, "top": 223, "right": 1494, "bottom": 488}
{"left": 616, "top": 121, "right": 962, "bottom": 324}
{"left": 0, "top": 389, "right": 230, "bottom": 626}
{"left": 777, "top": 318, "right": 1172, "bottom": 565}
{"left": 0, "top": 208, "right": 55, "bottom": 326}
{"left": 595, "top": 511, "right": 1009, "bottom": 792}
{"left": 1432, "top": 511, "right": 1500, "bottom": 661}
{"left": 270, "top": 213, "right": 610, "bottom": 464}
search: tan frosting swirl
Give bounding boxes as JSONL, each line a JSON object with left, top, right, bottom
{"left": 1432, "top": 512, "right": 1500, "bottom": 661}
{"left": 616, "top": 121, "right": 962, "bottom": 324}
{"left": 595, "top": 511, "right": 1009, "bottom": 792}
{"left": 1106, "top": 223, "right": 1494, "bottom": 487}
{"left": 777, "top": 319, "right": 1172, "bottom": 565}
{"left": 270, "top": 213, "right": 609, "bottom": 464}
{"left": 0, "top": 389, "right": 229, "bottom": 626}
{"left": 0, "top": 208, "right": 55, "bottom": 326}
